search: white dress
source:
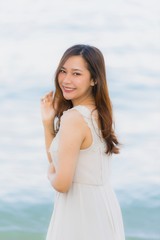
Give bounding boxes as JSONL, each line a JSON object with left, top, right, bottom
{"left": 46, "top": 105, "right": 125, "bottom": 240}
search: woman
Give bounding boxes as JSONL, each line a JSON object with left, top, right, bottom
{"left": 41, "top": 44, "right": 125, "bottom": 240}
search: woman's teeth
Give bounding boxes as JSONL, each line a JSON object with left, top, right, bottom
{"left": 65, "top": 87, "right": 73, "bottom": 90}
{"left": 63, "top": 86, "right": 75, "bottom": 90}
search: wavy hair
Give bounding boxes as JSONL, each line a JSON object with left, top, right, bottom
{"left": 52, "top": 44, "right": 120, "bottom": 155}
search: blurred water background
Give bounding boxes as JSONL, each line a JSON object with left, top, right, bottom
{"left": 0, "top": 0, "right": 160, "bottom": 239}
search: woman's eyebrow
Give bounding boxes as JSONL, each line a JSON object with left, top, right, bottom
{"left": 72, "top": 68, "right": 83, "bottom": 72}
{"left": 61, "top": 66, "right": 83, "bottom": 72}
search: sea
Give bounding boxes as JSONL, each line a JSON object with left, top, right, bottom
{"left": 0, "top": 0, "right": 160, "bottom": 239}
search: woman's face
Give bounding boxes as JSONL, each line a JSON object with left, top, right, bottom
{"left": 58, "top": 56, "right": 94, "bottom": 105}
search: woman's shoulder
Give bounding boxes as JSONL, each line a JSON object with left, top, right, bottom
{"left": 61, "top": 107, "right": 85, "bottom": 126}
{"left": 58, "top": 108, "right": 87, "bottom": 138}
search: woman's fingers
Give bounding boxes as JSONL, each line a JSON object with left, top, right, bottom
{"left": 41, "top": 91, "right": 54, "bottom": 104}
{"left": 49, "top": 91, "right": 54, "bottom": 96}
{"left": 40, "top": 91, "right": 56, "bottom": 122}
{"left": 48, "top": 91, "right": 54, "bottom": 101}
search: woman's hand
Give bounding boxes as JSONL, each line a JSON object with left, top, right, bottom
{"left": 41, "top": 91, "right": 58, "bottom": 163}
{"left": 40, "top": 91, "right": 56, "bottom": 126}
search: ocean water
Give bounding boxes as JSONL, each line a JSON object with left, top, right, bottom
{"left": 0, "top": 0, "right": 160, "bottom": 239}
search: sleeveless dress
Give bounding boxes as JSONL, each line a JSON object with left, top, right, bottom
{"left": 46, "top": 105, "right": 125, "bottom": 240}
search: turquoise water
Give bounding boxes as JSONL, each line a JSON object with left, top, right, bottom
{"left": 0, "top": 200, "right": 51, "bottom": 240}
{"left": 0, "top": 0, "right": 160, "bottom": 239}
{"left": 0, "top": 192, "right": 160, "bottom": 240}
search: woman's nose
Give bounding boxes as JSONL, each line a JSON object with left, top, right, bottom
{"left": 63, "top": 73, "right": 72, "bottom": 83}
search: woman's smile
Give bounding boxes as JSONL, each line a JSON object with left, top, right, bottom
{"left": 62, "top": 85, "right": 76, "bottom": 93}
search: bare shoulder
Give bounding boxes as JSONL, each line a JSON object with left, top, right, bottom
{"left": 61, "top": 108, "right": 83, "bottom": 121}
{"left": 60, "top": 108, "right": 85, "bottom": 129}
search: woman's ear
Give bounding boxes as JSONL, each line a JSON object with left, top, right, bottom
{"left": 90, "top": 79, "right": 97, "bottom": 86}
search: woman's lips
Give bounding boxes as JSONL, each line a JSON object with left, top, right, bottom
{"left": 62, "top": 86, "right": 76, "bottom": 93}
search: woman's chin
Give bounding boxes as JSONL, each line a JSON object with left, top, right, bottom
{"left": 63, "top": 94, "right": 72, "bottom": 100}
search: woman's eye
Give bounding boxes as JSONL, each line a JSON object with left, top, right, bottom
{"left": 73, "top": 72, "right": 81, "bottom": 76}
{"left": 59, "top": 69, "right": 66, "bottom": 73}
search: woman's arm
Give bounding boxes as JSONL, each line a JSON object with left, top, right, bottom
{"left": 40, "top": 91, "right": 56, "bottom": 163}
{"left": 43, "top": 125, "right": 55, "bottom": 163}
{"left": 48, "top": 109, "right": 86, "bottom": 193}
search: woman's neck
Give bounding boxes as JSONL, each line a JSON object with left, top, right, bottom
{"left": 72, "top": 97, "right": 95, "bottom": 108}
